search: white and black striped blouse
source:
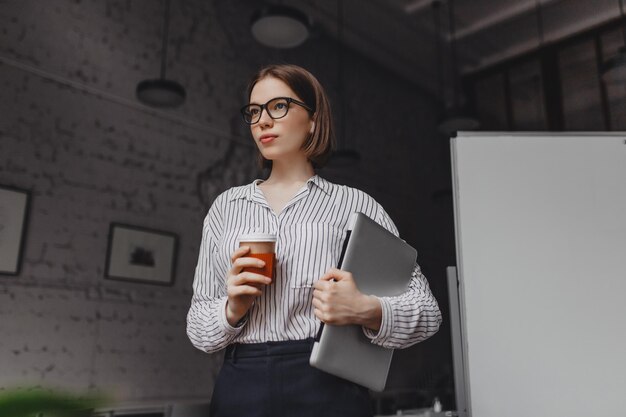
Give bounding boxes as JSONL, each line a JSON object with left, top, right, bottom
{"left": 187, "top": 175, "right": 442, "bottom": 353}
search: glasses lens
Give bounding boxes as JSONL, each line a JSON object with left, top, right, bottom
{"left": 266, "top": 98, "right": 289, "bottom": 119}
{"left": 242, "top": 105, "right": 261, "bottom": 124}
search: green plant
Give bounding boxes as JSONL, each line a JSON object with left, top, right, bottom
{"left": 0, "top": 388, "right": 105, "bottom": 417}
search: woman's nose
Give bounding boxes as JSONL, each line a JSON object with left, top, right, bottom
{"left": 257, "top": 108, "right": 274, "bottom": 127}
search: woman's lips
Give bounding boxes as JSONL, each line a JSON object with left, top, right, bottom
{"left": 260, "top": 135, "right": 277, "bottom": 144}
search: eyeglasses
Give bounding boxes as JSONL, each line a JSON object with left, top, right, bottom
{"left": 240, "top": 97, "right": 314, "bottom": 124}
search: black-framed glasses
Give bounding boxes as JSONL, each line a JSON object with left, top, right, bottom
{"left": 240, "top": 97, "right": 314, "bottom": 124}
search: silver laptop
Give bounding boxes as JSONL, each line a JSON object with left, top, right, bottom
{"left": 309, "top": 212, "right": 417, "bottom": 391}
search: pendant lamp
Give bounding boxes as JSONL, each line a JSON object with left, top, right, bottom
{"left": 602, "top": 0, "right": 626, "bottom": 84}
{"left": 438, "top": 0, "right": 479, "bottom": 136}
{"left": 136, "top": 0, "right": 186, "bottom": 107}
{"left": 250, "top": 4, "right": 311, "bottom": 48}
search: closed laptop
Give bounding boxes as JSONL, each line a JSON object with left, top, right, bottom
{"left": 309, "top": 212, "right": 417, "bottom": 391}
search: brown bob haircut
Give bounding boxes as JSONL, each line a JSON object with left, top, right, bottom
{"left": 245, "top": 64, "right": 336, "bottom": 169}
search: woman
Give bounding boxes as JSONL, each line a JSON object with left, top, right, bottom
{"left": 187, "top": 64, "right": 442, "bottom": 417}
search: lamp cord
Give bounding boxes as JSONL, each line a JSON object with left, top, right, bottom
{"left": 536, "top": 0, "right": 544, "bottom": 47}
{"left": 619, "top": 0, "right": 626, "bottom": 48}
{"left": 433, "top": 1, "right": 444, "bottom": 105}
{"left": 337, "top": 0, "right": 346, "bottom": 149}
{"left": 160, "top": 0, "right": 172, "bottom": 79}
{"left": 447, "top": 0, "right": 460, "bottom": 109}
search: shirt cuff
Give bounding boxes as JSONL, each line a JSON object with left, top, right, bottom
{"left": 218, "top": 297, "right": 247, "bottom": 335}
{"left": 362, "top": 296, "right": 393, "bottom": 344}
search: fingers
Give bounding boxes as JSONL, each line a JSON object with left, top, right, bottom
{"left": 226, "top": 271, "right": 270, "bottom": 307}
{"left": 312, "top": 293, "right": 325, "bottom": 309}
{"left": 314, "top": 269, "right": 353, "bottom": 291}
{"left": 313, "top": 310, "right": 342, "bottom": 325}
{"left": 312, "top": 292, "right": 355, "bottom": 326}
{"left": 312, "top": 303, "right": 336, "bottom": 324}
{"left": 312, "top": 273, "right": 364, "bottom": 326}
{"left": 313, "top": 308, "right": 326, "bottom": 322}
{"left": 225, "top": 247, "right": 273, "bottom": 322}
{"left": 229, "top": 271, "right": 271, "bottom": 287}
{"left": 312, "top": 297, "right": 330, "bottom": 323}
{"left": 312, "top": 288, "right": 333, "bottom": 318}
{"left": 231, "top": 246, "right": 251, "bottom": 263}
{"left": 230, "top": 255, "right": 266, "bottom": 274}
{"left": 227, "top": 245, "right": 271, "bottom": 301}
{"left": 227, "top": 282, "right": 263, "bottom": 298}
{"left": 319, "top": 267, "right": 351, "bottom": 282}
{"left": 312, "top": 286, "right": 338, "bottom": 307}
{"left": 319, "top": 267, "right": 338, "bottom": 281}
{"left": 313, "top": 279, "right": 334, "bottom": 291}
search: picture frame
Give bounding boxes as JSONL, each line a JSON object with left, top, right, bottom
{"left": 0, "top": 185, "right": 31, "bottom": 276}
{"left": 104, "top": 223, "right": 178, "bottom": 286}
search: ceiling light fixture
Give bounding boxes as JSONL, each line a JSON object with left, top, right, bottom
{"left": 602, "top": 0, "right": 626, "bottom": 84}
{"left": 136, "top": 0, "right": 186, "bottom": 108}
{"left": 250, "top": 4, "right": 312, "bottom": 48}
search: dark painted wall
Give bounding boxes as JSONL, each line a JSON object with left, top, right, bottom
{"left": 0, "top": 0, "right": 455, "bottom": 411}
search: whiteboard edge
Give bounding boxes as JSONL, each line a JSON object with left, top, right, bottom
{"left": 456, "top": 131, "right": 626, "bottom": 138}
{"left": 450, "top": 138, "right": 473, "bottom": 417}
{"left": 446, "top": 266, "right": 468, "bottom": 417}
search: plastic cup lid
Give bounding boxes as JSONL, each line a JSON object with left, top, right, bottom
{"left": 238, "top": 233, "right": 277, "bottom": 243}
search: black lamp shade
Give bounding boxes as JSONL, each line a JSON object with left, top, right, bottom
{"left": 136, "top": 78, "right": 186, "bottom": 108}
{"left": 438, "top": 116, "right": 480, "bottom": 137}
{"left": 438, "top": 106, "right": 480, "bottom": 137}
{"left": 251, "top": 5, "right": 311, "bottom": 48}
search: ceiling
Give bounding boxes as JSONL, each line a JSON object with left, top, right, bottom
{"left": 289, "top": 0, "right": 623, "bottom": 96}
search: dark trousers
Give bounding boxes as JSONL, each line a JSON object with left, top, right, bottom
{"left": 209, "top": 339, "right": 373, "bottom": 417}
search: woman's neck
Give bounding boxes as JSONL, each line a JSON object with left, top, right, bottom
{"left": 264, "top": 157, "right": 315, "bottom": 185}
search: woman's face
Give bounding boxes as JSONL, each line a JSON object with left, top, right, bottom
{"left": 248, "top": 76, "right": 314, "bottom": 164}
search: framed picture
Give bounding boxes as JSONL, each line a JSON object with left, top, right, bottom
{"left": 105, "top": 223, "right": 178, "bottom": 286}
{"left": 0, "top": 185, "right": 31, "bottom": 275}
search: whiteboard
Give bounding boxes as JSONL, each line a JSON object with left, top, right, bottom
{"left": 450, "top": 133, "right": 626, "bottom": 417}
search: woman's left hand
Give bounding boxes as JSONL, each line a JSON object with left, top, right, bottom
{"left": 312, "top": 268, "right": 382, "bottom": 331}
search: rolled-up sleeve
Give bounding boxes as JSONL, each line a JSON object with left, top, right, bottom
{"left": 186, "top": 194, "right": 243, "bottom": 353}
{"left": 362, "top": 205, "right": 442, "bottom": 349}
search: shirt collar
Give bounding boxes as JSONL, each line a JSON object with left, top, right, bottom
{"left": 227, "top": 174, "right": 332, "bottom": 203}
{"left": 306, "top": 175, "right": 332, "bottom": 196}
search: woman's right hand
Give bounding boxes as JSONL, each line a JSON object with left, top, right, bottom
{"left": 225, "top": 246, "right": 271, "bottom": 327}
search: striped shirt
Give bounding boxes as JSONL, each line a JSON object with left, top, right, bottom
{"left": 187, "top": 175, "right": 442, "bottom": 353}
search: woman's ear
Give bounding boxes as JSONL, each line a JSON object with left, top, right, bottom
{"left": 309, "top": 118, "right": 316, "bottom": 134}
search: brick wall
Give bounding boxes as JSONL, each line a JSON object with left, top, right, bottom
{"left": 0, "top": 0, "right": 454, "bottom": 408}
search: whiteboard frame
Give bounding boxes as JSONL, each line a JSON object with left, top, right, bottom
{"left": 450, "top": 131, "right": 626, "bottom": 417}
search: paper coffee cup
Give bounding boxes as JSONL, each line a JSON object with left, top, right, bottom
{"left": 238, "top": 233, "right": 276, "bottom": 280}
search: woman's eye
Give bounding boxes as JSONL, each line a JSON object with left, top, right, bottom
{"left": 273, "top": 102, "right": 287, "bottom": 110}
{"left": 249, "top": 107, "right": 260, "bottom": 116}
